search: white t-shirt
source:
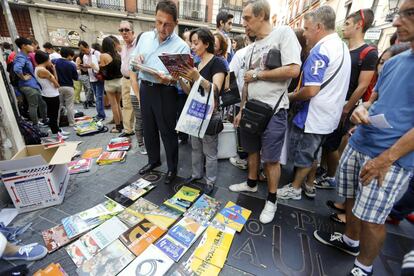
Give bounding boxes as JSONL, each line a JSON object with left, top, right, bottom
{"left": 229, "top": 46, "right": 248, "bottom": 94}
{"left": 82, "top": 49, "right": 100, "bottom": 82}
{"left": 245, "top": 26, "right": 302, "bottom": 112}
{"left": 49, "top": 52, "right": 62, "bottom": 60}
{"left": 299, "top": 33, "right": 351, "bottom": 134}
{"left": 34, "top": 67, "right": 59, "bottom": 97}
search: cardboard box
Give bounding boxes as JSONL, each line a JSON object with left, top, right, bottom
{"left": 0, "top": 142, "right": 78, "bottom": 213}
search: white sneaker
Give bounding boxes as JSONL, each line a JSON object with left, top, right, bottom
{"left": 259, "top": 200, "right": 277, "bottom": 224}
{"left": 229, "top": 181, "right": 258, "bottom": 193}
{"left": 277, "top": 184, "right": 302, "bottom": 200}
{"left": 229, "top": 156, "right": 247, "bottom": 170}
{"left": 303, "top": 184, "right": 316, "bottom": 199}
{"left": 138, "top": 145, "right": 147, "bottom": 155}
{"left": 59, "top": 130, "right": 70, "bottom": 136}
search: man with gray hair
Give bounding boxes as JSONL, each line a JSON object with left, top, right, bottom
{"left": 119, "top": 20, "right": 147, "bottom": 155}
{"left": 229, "top": 0, "right": 301, "bottom": 224}
{"left": 278, "top": 6, "right": 351, "bottom": 200}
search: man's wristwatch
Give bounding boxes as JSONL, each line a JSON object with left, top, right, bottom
{"left": 252, "top": 70, "right": 259, "bottom": 81}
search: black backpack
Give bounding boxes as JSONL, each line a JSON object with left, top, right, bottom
{"left": 6, "top": 62, "right": 19, "bottom": 87}
{"left": 17, "top": 118, "right": 47, "bottom": 145}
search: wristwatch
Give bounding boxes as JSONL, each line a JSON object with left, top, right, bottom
{"left": 252, "top": 70, "right": 259, "bottom": 81}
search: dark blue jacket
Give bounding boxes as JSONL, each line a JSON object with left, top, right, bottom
{"left": 53, "top": 58, "right": 78, "bottom": 87}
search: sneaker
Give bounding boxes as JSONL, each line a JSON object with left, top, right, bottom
{"left": 313, "top": 230, "right": 360, "bottom": 256}
{"left": 2, "top": 243, "right": 47, "bottom": 261}
{"left": 349, "top": 265, "right": 373, "bottom": 276}
{"left": 402, "top": 250, "right": 414, "bottom": 276}
{"left": 229, "top": 156, "right": 247, "bottom": 170}
{"left": 303, "top": 184, "right": 316, "bottom": 199}
{"left": 314, "top": 166, "right": 327, "bottom": 184}
{"left": 138, "top": 144, "right": 147, "bottom": 155}
{"left": 259, "top": 201, "right": 277, "bottom": 224}
{"left": 315, "top": 176, "right": 337, "bottom": 189}
{"left": 229, "top": 181, "right": 258, "bottom": 193}
{"left": 55, "top": 133, "right": 68, "bottom": 140}
{"left": 59, "top": 130, "right": 70, "bottom": 136}
{"left": 277, "top": 184, "right": 301, "bottom": 200}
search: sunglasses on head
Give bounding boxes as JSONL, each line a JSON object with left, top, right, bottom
{"left": 118, "top": 28, "right": 131, "bottom": 33}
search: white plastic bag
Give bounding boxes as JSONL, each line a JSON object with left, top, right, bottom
{"left": 176, "top": 77, "right": 214, "bottom": 138}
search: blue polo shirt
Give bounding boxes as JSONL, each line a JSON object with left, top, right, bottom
{"left": 131, "top": 30, "right": 190, "bottom": 83}
{"left": 53, "top": 58, "right": 78, "bottom": 87}
{"left": 350, "top": 49, "right": 414, "bottom": 170}
{"left": 13, "top": 52, "right": 41, "bottom": 90}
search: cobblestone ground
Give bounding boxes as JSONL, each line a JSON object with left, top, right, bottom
{"left": 1, "top": 102, "right": 412, "bottom": 275}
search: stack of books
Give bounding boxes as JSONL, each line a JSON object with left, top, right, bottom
{"left": 96, "top": 151, "right": 126, "bottom": 165}
{"left": 106, "top": 137, "right": 132, "bottom": 152}
{"left": 40, "top": 136, "right": 65, "bottom": 149}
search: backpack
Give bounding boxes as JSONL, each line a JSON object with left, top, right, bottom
{"left": 17, "top": 118, "right": 46, "bottom": 145}
{"left": 359, "top": 46, "right": 377, "bottom": 102}
{"left": 6, "top": 61, "right": 19, "bottom": 87}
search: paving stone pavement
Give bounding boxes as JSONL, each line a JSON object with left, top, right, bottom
{"left": 0, "top": 102, "right": 413, "bottom": 275}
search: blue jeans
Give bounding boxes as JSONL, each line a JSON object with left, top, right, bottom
{"left": 91, "top": 81, "right": 105, "bottom": 119}
{"left": 389, "top": 177, "right": 414, "bottom": 221}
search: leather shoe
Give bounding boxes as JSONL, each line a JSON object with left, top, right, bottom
{"left": 164, "top": 171, "right": 176, "bottom": 185}
{"left": 139, "top": 162, "right": 161, "bottom": 175}
{"left": 119, "top": 131, "right": 135, "bottom": 137}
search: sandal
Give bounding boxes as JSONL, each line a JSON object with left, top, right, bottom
{"left": 110, "top": 127, "right": 120, "bottom": 133}
{"left": 326, "top": 200, "right": 345, "bottom": 213}
{"left": 330, "top": 213, "right": 346, "bottom": 224}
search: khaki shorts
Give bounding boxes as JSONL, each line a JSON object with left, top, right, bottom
{"left": 104, "top": 78, "right": 122, "bottom": 93}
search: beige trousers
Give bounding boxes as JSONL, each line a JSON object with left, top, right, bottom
{"left": 121, "top": 77, "right": 135, "bottom": 133}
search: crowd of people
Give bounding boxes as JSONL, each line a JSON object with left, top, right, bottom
{"left": 1, "top": 0, "right": 414, "bottom": 275}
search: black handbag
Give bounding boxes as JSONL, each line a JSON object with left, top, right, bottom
{"left": 221, "top": 72, "right": 240, "bottom": 107}
{"left": 198, "top": 86, "right": 224, "bottom": 137}
{"left": 265, "top": 48, "right": 282, "bottom": 70}
{"left": 240, "top": 96, "right": 283, "bottom": 135}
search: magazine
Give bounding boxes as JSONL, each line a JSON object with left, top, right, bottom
{"left": 42, "top": 224, "right": 76, "bottom": 253}
{"left": 65, "top": 217, "right": 128, "bottom": 267}
{"left": 184, "top": 194, "right": 221, "bottom": 227}
{"left": 118, "top": 244, "right": 174, "bottom": 276}
{"left": 213, "top": 201, "right": 252, "bottom": 232}
{"left": 158, "top": 54, "right": 194, "bottom": 76}
{"left": 106, "top": 179, "right": 155, "bottom": 206}
{"left": 155, "top": 234, "right": 187, "bottom": 262}
{"left": 81, "top": 148, "right": 103, "bottom": 159}
{"left": 168, "top": 217, "right": 206, "bottom": 248}
{"left": 106, "top": 137, "right": 132, "bottom": 151}
{"left": 145, "top": 204, "right": 182, "bottom": 230}
{"left": 193, "top": 225, "right": 235, "bottom": 268}
{"left": 33, "top": 263, "right": 69, "bottom": 276}
{"left": 62, "top": 200, "right": 124, "bottom": 239}
{"left": 68, "top": 158, "right": 92, "bottom": 174}
{"left": 119, "top": 219, "right": 165, "bottom": 256}
{"left": 40, "top": 136, "right": 64, "bottom": 149}
{"left": 117, "top": 198, "right": 158, "bottom": 227}
{"left": 164, "top": 186, "right": 200, "bottom": 213}
{"left": 76, "top": 240, "right": 135, "bottom": 276}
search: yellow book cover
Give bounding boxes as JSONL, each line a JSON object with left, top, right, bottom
{"left": 144, "top": 204, "right": 181, "bottom": 230}
{"left": 193, "top": 225, "right": 235, "bottom": 268}
{"left": 188, "top": 256, "right": 221, "bottom": 276}
{"left": 81, "top": 148, "right": 103, "bottom": 159}
{"left": 213, "top": 201, "right": 252, "bottom": 232}
{"left": 175, "top": 186, "right": 200, "bottom": 202}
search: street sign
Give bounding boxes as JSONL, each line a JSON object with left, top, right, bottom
{"left": 365, "top": 29, "right": 382, "bottom": 40}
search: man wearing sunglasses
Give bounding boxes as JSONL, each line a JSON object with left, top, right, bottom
{"left": 314, "top": 1, "right": 414, "bottom": 275}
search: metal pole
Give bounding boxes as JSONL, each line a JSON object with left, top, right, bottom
{"left": 1, "top": 0, "right": 19, "bottom": 49}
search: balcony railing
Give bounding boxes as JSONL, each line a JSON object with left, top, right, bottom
{"left": 178, "top": 1, "right": 208, "bottom": 22}
{"left": 48, "top": 0, "right": 77, "bottom": 4}
{"left": 90, "top": 0, "right": 124, "bottom": 11}
{"left": 138, "top": 0, "right": 157, "bottom": 15}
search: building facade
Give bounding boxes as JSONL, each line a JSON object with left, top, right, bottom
{"left": 0, "top": 0, "right": 244, "bottom": 48}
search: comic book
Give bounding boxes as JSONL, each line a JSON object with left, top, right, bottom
{"left": 193, "top": 225, "right": 235, "bottom": 268}
{"left": 155, "top": 234, "right": 187, "bottom": 262}
{"left": 81, "top": 148, "right": 103, "bottom": 159}
{"left": 164, "top": 186, "right": 200, "bottom": 213}
{"left": 76, "top": 240, "right": 135, "bottom": 276}
{"left": 96, "top": 151, "right": 126, "bottom": 165}
{"left": 105, "top": 178, "right": 155, "bottom": 206}
{"left": 68, "top": 158, "right": 92, "bottom": 174}
{"left": 62, "top": 200, "right": 124, "bottom": 239}
{"left": 42, "top": 224, "right": 76, "bottom": 253}
{"left": 170, "top": 255, "right": 221, "bottom": 276}
{"left": 118, "top": 244, "right": 174, "bottom": 276}
{"left": 65, "top": 217, "right": 128, "bottom": 267}
{"left": 33, "top": 263, "right": 69, "bottom": 276}
{"left": 168, "top": 216, "right": 206, "bottom": 248}
{"left": 184, "top": 194, "right": 221, "bottom": 227}
{"left": 117, "top": 198, "right": 158, "bottom": 227}
{"left": 106, "top": 137, "right": 132, "bottom": 151}
{"left": 144, "top": 204, "right": 182, "bottom": 230}
{"left": 158, "top": 54, "right": 194, "bottom": 77}
{"left": 119, "top": 219, "right": 165, "bottom": 256}
{"left": 213, "top": 201, "right": 252, "bottom": 232}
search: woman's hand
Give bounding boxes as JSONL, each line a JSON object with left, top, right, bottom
{"left": 181, "top": 63, "right": 200, "bottom": 83}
